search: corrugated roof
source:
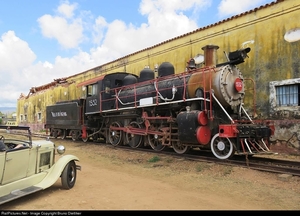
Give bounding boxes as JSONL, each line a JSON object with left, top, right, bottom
{"left": 77, "top": 75, "right": 105, "bottom": 87}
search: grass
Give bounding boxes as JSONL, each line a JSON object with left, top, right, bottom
{"left": 148, "top": 155, "right": 160, "bottom": 163}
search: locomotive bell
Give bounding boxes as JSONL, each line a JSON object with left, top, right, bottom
{"left": 187, "top": 58, "right": 196, "bottom": 69}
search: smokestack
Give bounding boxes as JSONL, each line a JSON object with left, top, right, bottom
{"left": 201, "top": 45, "right": 219, "bottom": 67}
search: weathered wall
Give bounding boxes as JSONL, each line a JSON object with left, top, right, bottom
{"left": 17, "top": 0, "right": 300, "bottom": 151}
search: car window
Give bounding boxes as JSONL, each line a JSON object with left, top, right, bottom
{"left": 0, "top": 141, "right": 7, "bottom": 151}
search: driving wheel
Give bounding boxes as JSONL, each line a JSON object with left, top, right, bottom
{"left": 210, "top": 133, "right": 235, "bottom": 159}
{"left": 126, "top": 121, "right": 143, "bottom": 148}
{"left": 147, "top": 129, "right": 166, "bottom": 151}
{"left": 109, "top": 121, "right": 123, "bottom": 146}
{"left": 172, "top": 141, "right": 190, "bottom": 154}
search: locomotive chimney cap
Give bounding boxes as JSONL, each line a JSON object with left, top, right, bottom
{"left": 201, "top": 45, "right": 219, "bottom": 50}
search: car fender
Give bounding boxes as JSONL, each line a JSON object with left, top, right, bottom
{"left": 34, "top": 155, "right": 80, "bottom": 189}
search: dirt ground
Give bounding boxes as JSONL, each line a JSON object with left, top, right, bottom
{"left": 1, "top": 140, "right": 300, "bottom": 211}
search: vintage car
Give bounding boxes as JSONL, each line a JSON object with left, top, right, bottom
{"left": 0, "top": 125, "right": 81, "bottom": 205}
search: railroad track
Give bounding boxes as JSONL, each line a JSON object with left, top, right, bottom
{"left": 232, "top": 156, "right": 300, "bottom": 177}
{"left": 101, "top": 143, "right": 300, "bottom": 177}
{"left": 33, "top": 133, "right": 300, "bottom": 177}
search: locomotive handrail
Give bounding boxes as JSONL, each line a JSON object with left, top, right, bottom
{"left": 211, "top": 92, "right": 235, "bottom": 124}
{"left": 241, "top": 106, "right": 254, "bottom": 124}
{"left": 193, "top": 66, "right": 217, "bottom": 120}
{"left": 208, "top": 67, "right": 215, "bottom": 119}
{"left": 244, "top": 77, "right": 256, "bottom": 117}
{"left": 182, "top": 74, "right": 186, "bottom": 101}
{"left": 97, "top": 96, "right": 211, "bottom": 113}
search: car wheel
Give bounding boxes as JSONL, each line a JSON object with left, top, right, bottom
{"left": 61, "top": 160, "right": 77, "bottom": 189}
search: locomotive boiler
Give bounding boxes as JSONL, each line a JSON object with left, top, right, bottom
{"left": 45, "top": 44, "right": 274, "bottom": 160}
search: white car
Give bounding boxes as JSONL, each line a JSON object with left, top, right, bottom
{"left": 0, "top": 125, "right": 81, "bottom": 205}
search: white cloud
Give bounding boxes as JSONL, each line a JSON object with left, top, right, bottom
{"left": 92, "top": 0, "right": 206, "bottom": 58}
{"left": 92, "top": 16, "right": 108, "bottom": 45}
{"left": 37, "top": 15, "right": 84, "bottom": 49}
{"left": 0, "top": 31, "right": 37, "bottom": 106}
{"left": 57, "top": 1, "right": 78, "bottom": 18}
{"left": 140, "top": 0, "right": 211, "bottom": 14}
{"left": 0, "top": 31, "right": 36, "bottom": 71}
{"left": 217, "top": 0, "right": 267, "bottom": 18}
{"left": 43, "top": 61, "right": 53, "bottom": 69}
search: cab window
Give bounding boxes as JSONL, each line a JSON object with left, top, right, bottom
{"left": 87, "top": 84, "right": 98, "bottom": 96}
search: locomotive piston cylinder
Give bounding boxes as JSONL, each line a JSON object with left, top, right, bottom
{"left": 177, "top": 110, "right": 210, "bottom": 145}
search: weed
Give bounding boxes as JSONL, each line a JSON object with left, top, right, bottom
{"left": 148, "top": 155, "right": 160, "bottom": 163}
{"left": 195, "top": 163, "right": 205, "bottom": 172}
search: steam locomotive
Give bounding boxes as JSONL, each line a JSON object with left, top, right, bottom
{"left": 45, "top": 44, "right": 274, "bottom": 160}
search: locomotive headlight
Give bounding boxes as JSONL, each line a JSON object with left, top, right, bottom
{"left": 234, "top": 78, "right": 243, "bottom": 92}
{"left": 227, "top": 47, "right": 251, "bottom": 65}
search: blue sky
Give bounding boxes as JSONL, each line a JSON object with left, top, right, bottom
{"left": 0, "top": 0, "right": 274, "bottom": 108}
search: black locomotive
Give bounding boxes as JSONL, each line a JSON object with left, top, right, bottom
{"left": 45, "top": 45, "right": 274, "bottom": 159}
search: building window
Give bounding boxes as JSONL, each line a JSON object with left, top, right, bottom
{"left": 37, "top": 112, "right": 42, "bottom": 121}
{"left": 20, "top": 115, "right": 23, "bottom": 122}
{"left": 24, "top": 114, "right": 27, "bottom": 121}
{"left": 275, "top": 84, "right": 300, "bottom": 106}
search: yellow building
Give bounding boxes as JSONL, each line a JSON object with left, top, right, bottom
{"left": 17, "top": 0, "right": 300, "bottom": 150}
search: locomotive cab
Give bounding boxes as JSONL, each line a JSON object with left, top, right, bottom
{"left": 81, "top": 72, "right": 139, "bottom": 114}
